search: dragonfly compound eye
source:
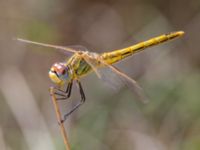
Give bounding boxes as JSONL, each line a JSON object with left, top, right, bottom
{"left": 49, "top": 62, "right": 68, "bottom": 85}
{"left": 61, "top": 69, "right": 66, "bottom": 75}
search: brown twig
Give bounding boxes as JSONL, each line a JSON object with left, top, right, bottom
{"left": 49, "top": 87, "right": 71, "bottom": 150}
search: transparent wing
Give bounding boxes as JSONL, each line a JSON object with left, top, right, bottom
{"left": 83, "top": 56, "right": 101, "bottom": 78}
{"left": 16, "top": 38, "right": 78, "bottom": 54}
{"left": 62, "top": 45, "right": 89, "bottom": 56}
{"left": 83, "top": 53, "right": 149, "bottom": 103}
{"left": 16, "top": 38, "right": 93, "bottom": 57}
{"left": 97, "top": 67, "right": 126, "bottom": 91}
{"left": 66, "top": 45, "right": 88, "bottom": 51}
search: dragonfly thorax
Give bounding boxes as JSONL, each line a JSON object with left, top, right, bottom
{"left": 49, "top": 62, "right": 71, "bottom": 85}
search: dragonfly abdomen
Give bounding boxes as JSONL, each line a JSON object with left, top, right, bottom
{"left": 101, "top": 31, "right": 184, "bottom": 64}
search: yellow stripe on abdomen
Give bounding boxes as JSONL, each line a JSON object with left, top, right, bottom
{"left": 101, "top": 31, "right": 184, "bottom": 64}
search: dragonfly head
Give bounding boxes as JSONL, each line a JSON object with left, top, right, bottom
{"left": 49, "top": 62, "right": 70, "bottom": 85}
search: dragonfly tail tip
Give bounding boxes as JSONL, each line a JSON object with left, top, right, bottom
{"left": 177, "top": 31, "right": 185, "bottom": 36}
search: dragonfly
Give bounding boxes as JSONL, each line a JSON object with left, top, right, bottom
{"left": 17, "top": 31, "right": 184, "bottom": 122}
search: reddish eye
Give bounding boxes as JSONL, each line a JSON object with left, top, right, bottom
{"left": 51, "top": 62, "right": 68, "bottom": 78}
{"left": 61, "top": 69, "right": 66, "bottom": 75}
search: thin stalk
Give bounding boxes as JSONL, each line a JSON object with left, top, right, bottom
{"left": 49, "top": 87, "right": 71, "bottom": 150}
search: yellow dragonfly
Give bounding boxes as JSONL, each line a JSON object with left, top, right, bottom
{"left": 17, "top": 31, "right": 184, "bottom": 122}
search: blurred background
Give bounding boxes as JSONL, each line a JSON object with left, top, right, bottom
{"left": 0, "top": 0, "right": 200, "bottom": 150}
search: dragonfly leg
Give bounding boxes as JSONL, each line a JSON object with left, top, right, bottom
{"left": 61, "top": 80, "right": 85, "bottom": 123}
{"left": 54, "top": 81, "right": 73, "bottom": 100}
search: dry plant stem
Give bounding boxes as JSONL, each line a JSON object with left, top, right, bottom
{"left": 50, "top": 87, "right": 71, "bottom": 150}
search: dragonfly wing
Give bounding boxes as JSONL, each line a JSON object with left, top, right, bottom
{"left": 112, "top": 66, "right": 149, "bottom": 103}
{"left": 60, "top": 45, "right": 90, "bottom": 56}
{"left": 97, "top": 67, "right": 126, "bottom": 91}
{"left": 84, "top": 53, "right": 149, "bottom": 103}
{"left": 101, "top": 64, "right": 148, "bottom": 103}
{"left": 83, "top": 56, "right": 101, "bottom": 78}
{"left": 66, "top": 45, "right": 89, "bottom": 51}
{"left": 16, "top": 38, "right": 77, "bottom": 54}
